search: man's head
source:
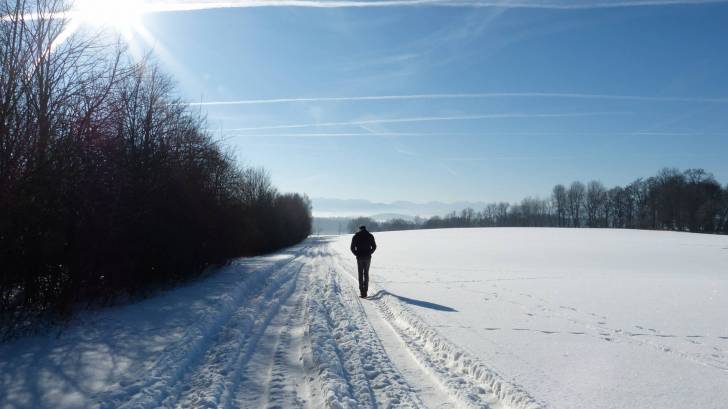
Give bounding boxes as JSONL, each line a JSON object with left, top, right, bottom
{"left": 359, "top": 225, "right": 366, "bottom": 231}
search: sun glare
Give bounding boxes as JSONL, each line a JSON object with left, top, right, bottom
{"left": 72, "top": 0, "right": 145, "bottom": 30}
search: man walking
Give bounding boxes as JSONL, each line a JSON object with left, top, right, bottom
{"left": 350, "top": 225, "right": 377, "bottom": 298}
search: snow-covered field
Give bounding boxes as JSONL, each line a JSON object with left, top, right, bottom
{"left": 332, "top": 228, "right": 728, "bottom": 409}
{"left": 1, "top": 228, "right": 727, "bottom": 409}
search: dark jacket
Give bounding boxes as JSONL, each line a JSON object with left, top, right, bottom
{"left": 350, "top": 229, "right": 377, "bottom": 259}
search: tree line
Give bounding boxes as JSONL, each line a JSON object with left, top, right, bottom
{"left": 348, "top": 168, "right": 728, "bottom": 234}
{"left": 1, "top": 0, "right": 311, "bottom": 339}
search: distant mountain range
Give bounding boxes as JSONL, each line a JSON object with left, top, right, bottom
{"left": 311, "top": 198, "right": 489, "bottom": 218}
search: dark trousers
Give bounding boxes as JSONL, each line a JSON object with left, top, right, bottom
{"left": 356, "top": 258, "right": 371, "bottom": 295}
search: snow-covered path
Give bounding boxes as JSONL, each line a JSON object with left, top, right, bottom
{"left": 0, "top": 236, "right": 539, "bottom": 409}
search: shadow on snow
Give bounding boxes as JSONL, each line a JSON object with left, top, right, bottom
{"left": 367, "top": 290, "right": 458, "bottom": 312}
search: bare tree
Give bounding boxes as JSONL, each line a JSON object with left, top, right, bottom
{"left": 496, "top": 202, "right": 509, "bottom": 226}
{"left": 551, "top": 184, "right": 567, "bottom": 227}
{"left": 1, "top": 0, "right": 313, "bottom": 339}
{"left": 461, "top": 207, "right": 475, "bottom": 226}
{"left": 720, "top": 185, "right": 728, "bottom": 233}
{"left": 567, "top": 181, "right": 585, "bottom": 227}
{"left": 586, "top": 181, "right": 607, "bottom": 227}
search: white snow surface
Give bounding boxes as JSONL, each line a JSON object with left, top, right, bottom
{"left": 1, "top": 228, "right": 727, "bottom": 409}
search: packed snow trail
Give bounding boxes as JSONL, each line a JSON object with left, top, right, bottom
{"left": 328, "top": 253, "right": 541, "bottom": 409}
{"left": 0, "top": 236, "right": 543, "bottom": 409}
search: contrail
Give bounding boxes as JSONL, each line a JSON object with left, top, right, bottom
{"left": 4, "top": 0, "right": 727, "bottom": 21}
{"left": 218, "top": 111, "right": 625, "bottom": 131}
{"left": 218, "top": 132, "right": 431, "bottom": 137}
{"left": 442, "top": 151, "right": 722, "bottom": 161}
{"left": 214, "top": 130, "right": 712, "bottom": 137}
{"left": 187, "top": 92, "right": 728, "bottom": 106}
{"left": 136, "top": 0, "right": 728, "bottom": 13}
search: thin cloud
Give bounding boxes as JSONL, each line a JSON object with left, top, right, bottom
{"left": 442, "top": 151, "right": 723, "bottom": 162}
{"left": 220, "top": 132, "right": 426, "bottom": 137}
{"left": 219, "top": 111, "right": 625, "bottom": 132}
{"left": 442, "top": 154, "right": 576, "bottom": 161}
{"left": 443, "top": 165, "right": 460, "bottom": 176}
{"left": 358, "top": 123, "right": 422, "bottom": 156}
{"left": 188, "top": 92, "right": 728, "bottom": 106}
{"left": 130, "top": 0, "right": 728, "bottom": 13}
{"left": 5, "top": 0, "right": 728, "bottom": 21}
{"left": 214, "top": 130, "right": 722, "bottom": 139}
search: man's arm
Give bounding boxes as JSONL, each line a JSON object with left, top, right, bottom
{"left": 370, "top": 234, "right": 377, "bottom": 254}
{"left": 350, "top": 236, "right": 358, "bottom": 256}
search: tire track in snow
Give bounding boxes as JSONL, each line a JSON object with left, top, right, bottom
{"left": 101, "top": 244, "right": 309, "bottom": 409}
{"left": 263, "top": 299, "right": 310, "bottom": 409}
{"left": 328, "top": 250, "right": 545, "bottom": 409}
{"left": 357, "top": 285, "right": 458, "bottom": 409}
{"left": 173, "top": 259, "right": 304, "bottom": 409}
{"left": 307, "top": 251, "right": 424, "bottom": 408}
{"left": 232, "top": 258, "right": 312, "bottom": 409}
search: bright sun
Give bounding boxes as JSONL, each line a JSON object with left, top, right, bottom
{"left": 72, "top": 0, "right": 145, "bottom": 30}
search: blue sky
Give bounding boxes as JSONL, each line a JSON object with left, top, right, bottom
{"left": 125, "top": 0, "right": 728, "bottom": 203}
